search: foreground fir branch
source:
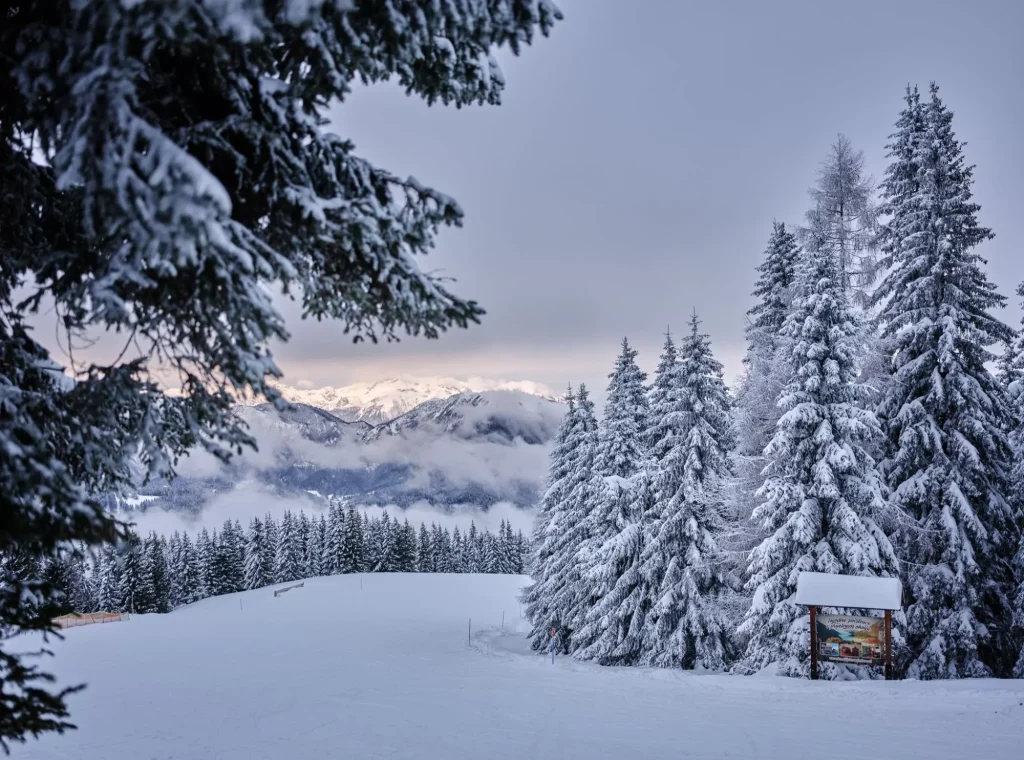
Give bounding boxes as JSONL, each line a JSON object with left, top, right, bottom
{"left": 1, "top": 0, "right": 561, "bottom": 747}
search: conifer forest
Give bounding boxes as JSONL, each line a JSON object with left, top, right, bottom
{"left": 523, "top": 84, "right": 1024, "bottom": 681}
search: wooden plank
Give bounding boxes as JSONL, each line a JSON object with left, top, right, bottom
{"left": 809, "top": 605, "right": 818, "bottom": 681}
{"left": 885, "top": 609, "right": 893, "bottom": 681}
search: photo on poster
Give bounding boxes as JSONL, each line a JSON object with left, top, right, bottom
{"left": 816, "top": 614, "right": 885, "bottom": 666}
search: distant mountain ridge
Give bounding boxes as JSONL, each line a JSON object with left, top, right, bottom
{"left": 254, "top": 376, "right": 558, "bottom": 426}
{"left": 118, "top": 386, "right": 566, "bottom": 517}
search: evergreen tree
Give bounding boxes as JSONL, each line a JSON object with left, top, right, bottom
{"left": 364, "top": 516, "right": 383, "bottom": 573}
{"left": 244, "top": 518, "right": 270, "bottom": 591}
{"left": 325, "top": 505, "right": 345, "bottom": 575}
{"left": 180, "top": 533, "right": 200, "bottom": 605}
{"left": 275, "top": 512, "right": 301, "bottom": 584}
{"left": 147, "top": 534, "right": 171, "bottom": 614}
{"left": 466, "top": 522, "right": 482, "bottom": 573}
{"left": 342, "top": 507, "right": 365, "bottom": 573}
{"left": 296, "top": 512, "right": 312, "bottom": 578}
{"left": 263, "top": 514, "right": 279, "bottom": 581}
{"left": 97, "top": 546, "right": 120, "bottom": 612}
{"left": 484, "top": 532, "right": 500, "bottom": 574}
{"left": 303, "top": 514, "right": 324, "bottom": 578}
{"left": 0, "top": 0, "right": 560, "bottom": 742}
{"left": 595, "top": 338, "right": 650, "bottom": 478}
{"left": 394, "top": 520, "right": 417, "bottom": 572}
{"left": 733, "top": 223, "right": 802, "bottom": 541}
{"left": 522, "top": 383, "right": 599, "bottom": 652}
{"left": 573, "top": 472, "right": 659, "bottom": 665}
{"left": 451, "top": 526, "right": 466, "bottom": 573}
{"left": 118, "top": 532, "right": 153, "bottom": 614}
{"left": 635, "top": 312, "right": 735, "bottom": 670}
{"left": 739, "top": 246, "right": 898, "bottom": 678}
{"left": 872, "top": 84, "right": 1018, "bottom": 679}
{"left": 216, "top": 520, "right": 244, "bottom": 594}
{"left": 196, "top": 528, "right": 215, "bottom": 598}
{"left": 418, "top": 523, "right": 433, "bottom": 573}
{"left": 516, "top": 530, "right": 528, "bottom": 574}
{"left": 745, "top": 221, "right": 801, "bottom": 354}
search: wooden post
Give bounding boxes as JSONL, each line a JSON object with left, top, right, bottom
{"left": 468, "top": 618, "right": 471, "bottom": 646}
{"left": 809, "top": 605, "right": 818, "bottom": 681}
{"left": 885, "top": 609, "right": 893, "bottom": 681}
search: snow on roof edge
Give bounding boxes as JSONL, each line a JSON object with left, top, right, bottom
{"left": 795, "top": 571, "right": 902, "bottom": 610}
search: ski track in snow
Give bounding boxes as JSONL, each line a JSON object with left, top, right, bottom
{"left": 13, "top": 574, "right": 1024, "bottom": 760}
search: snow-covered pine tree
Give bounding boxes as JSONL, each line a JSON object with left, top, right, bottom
{"left": 394, "top": 520, "right": 417, "bottom": 572}
{"left": 119, "top": 532, "right": 155, "bottom": 614}
{"left": 516, "top": 530, "right": 529, "bottom": 574}
{"left": 437, "top": 528, "right": 455, "bottom": 574}
{"left": 263, "top": 515, "right": 279, "bottom": 582}
{"left": 417, "top": 523, "right": 433, "bottom": 573}
{"left": 379, "top": 512, "right": 398, "bottom": 572}
{"left": 1, "top": 0, "right": 560, "bottom": 741}
{"left": 147, "top": 534, "right": 170, "bottom": 614}
{"left": 732, "top": 223, "right": 801, "bottom": 539}
{"left": 738, "top": 244, "right": 898, "bottom": 679}
{"left": 522, "top": 384, "right": 600, "bottom": 653}
{"left": 798, "top": 135, "right": 879, "bottom": 304}
{"left": 466, "top": 521, "right": 482, "bottom": 573}
{"left": 573, "top": 338, "right": 653, "bottom": 656}
{"left": 484, "top": 532, "right": 500, "bottom": 573}
{"left": 275, "top": 512, "right": 301, "bottom": 584}
{"left": 217, "top": 520, "right": 244, "bottom": 594}
{"left": 573, "top": 472, "right": 658, "bottom": 664}
{"left": 521, "top": 387, "right": 575, "bottom": 645}
{"left": 324, "top": 505, "right": 344, "bottom": 576}
{"left": 500, "top": 521, "right": 519, "bottom": 574}
{"left": 873, "top": 84, "right": 1018, "bottom": 679}
{"left": 635, "top": 312, "right": 735, "bottom": 670}
{"left": 595, "top": 338, "right": 650, "bottom": 478}
{"left": 97, "top": 546, "right": 120, "bottom": 612}
{"left": 449, "top": 526, "right": 462, "bottom": 572}
{"left": 303, "top": 514, "right": 324, "bottom": 578}
{"left": 180, "top": 533, "right": 201, "bottom": 605}
{"left": 342, "top": 507, "right": 365, "bottom": 574}
{"left": 1003, "top": 284, "right": 1024, "bottom": 677}
{"left": 166, "top": 533, "right": 183, "bottom": 608}
{"left": 364, "top": 516, "right": 383, "bottom": 573}
{"left": 295, "top": 512, "right": 311, "bottom": 579}
{"left": 244, "top": 518, "right": 269, "bottom": 591}
{"left": 196, "top": 528, "right": 215, "bottom": 599}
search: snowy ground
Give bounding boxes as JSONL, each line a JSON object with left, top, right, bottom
{"left": 14, "top": 573, "right": 1024, "bottom": 759}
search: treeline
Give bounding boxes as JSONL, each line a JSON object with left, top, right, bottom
{"left": 524, "top": 83, "right": 1024, "bottom": 680}
{"left": 17, "top": 507, "right": 529, "bottom": 616}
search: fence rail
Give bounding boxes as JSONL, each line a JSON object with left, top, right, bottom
{"left": 54, "top": 612, "right": 128, "bottom": 629}
{"left": 273, "top": 581, "right": 305, "bottom": 598}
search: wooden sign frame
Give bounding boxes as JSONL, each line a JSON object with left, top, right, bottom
{"left": 796, "top": 572, "right": 902, "bottom": 681}
{"left": 808, "top": 606, "right": 893, "bottom": 680}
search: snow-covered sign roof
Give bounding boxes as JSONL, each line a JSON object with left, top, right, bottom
{"left": 795, "top": 572, "right": 902, "bottom": 610}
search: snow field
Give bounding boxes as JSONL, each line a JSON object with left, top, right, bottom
{"left": 14, "top": 573, "right": 1024, "bottom": 760}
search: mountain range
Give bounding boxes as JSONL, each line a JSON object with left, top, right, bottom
{"left": 119, "top": 378, "right": 565, "bottom": 519}
{"left": 257, "top": 376, "right": 559, "bottom": 426}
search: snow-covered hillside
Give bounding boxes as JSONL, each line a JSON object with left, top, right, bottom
{"left": 21, "top": 574, "right": 1024, "bottom": 760}
{"left": 260, "top": 376, "right": 558, "bottom": 425}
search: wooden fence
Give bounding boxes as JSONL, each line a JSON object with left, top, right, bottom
{"left": 273, "top": 581, "right": 304, "bottom": 597}
{"left": 53, "top": 612, "right": 128, "bottom": 629}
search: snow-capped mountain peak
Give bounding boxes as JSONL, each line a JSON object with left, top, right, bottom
{"left": 256, "top": 375, "right": 557, "bottom": 426}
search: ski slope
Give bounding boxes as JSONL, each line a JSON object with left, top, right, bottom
{"left": 15, "top": 574, "right": 1024, "bottom": 759}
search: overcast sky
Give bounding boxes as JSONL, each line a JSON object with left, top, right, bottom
{"left": 32, "top": 0, "right": 1024, "bottom": 409}
{"left": 265, "top": 0, "right": 1024, "bottom": 403}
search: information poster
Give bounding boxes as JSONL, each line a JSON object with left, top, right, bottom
{"left": 816, "top": 614, "right": 885, "bottom": 665}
